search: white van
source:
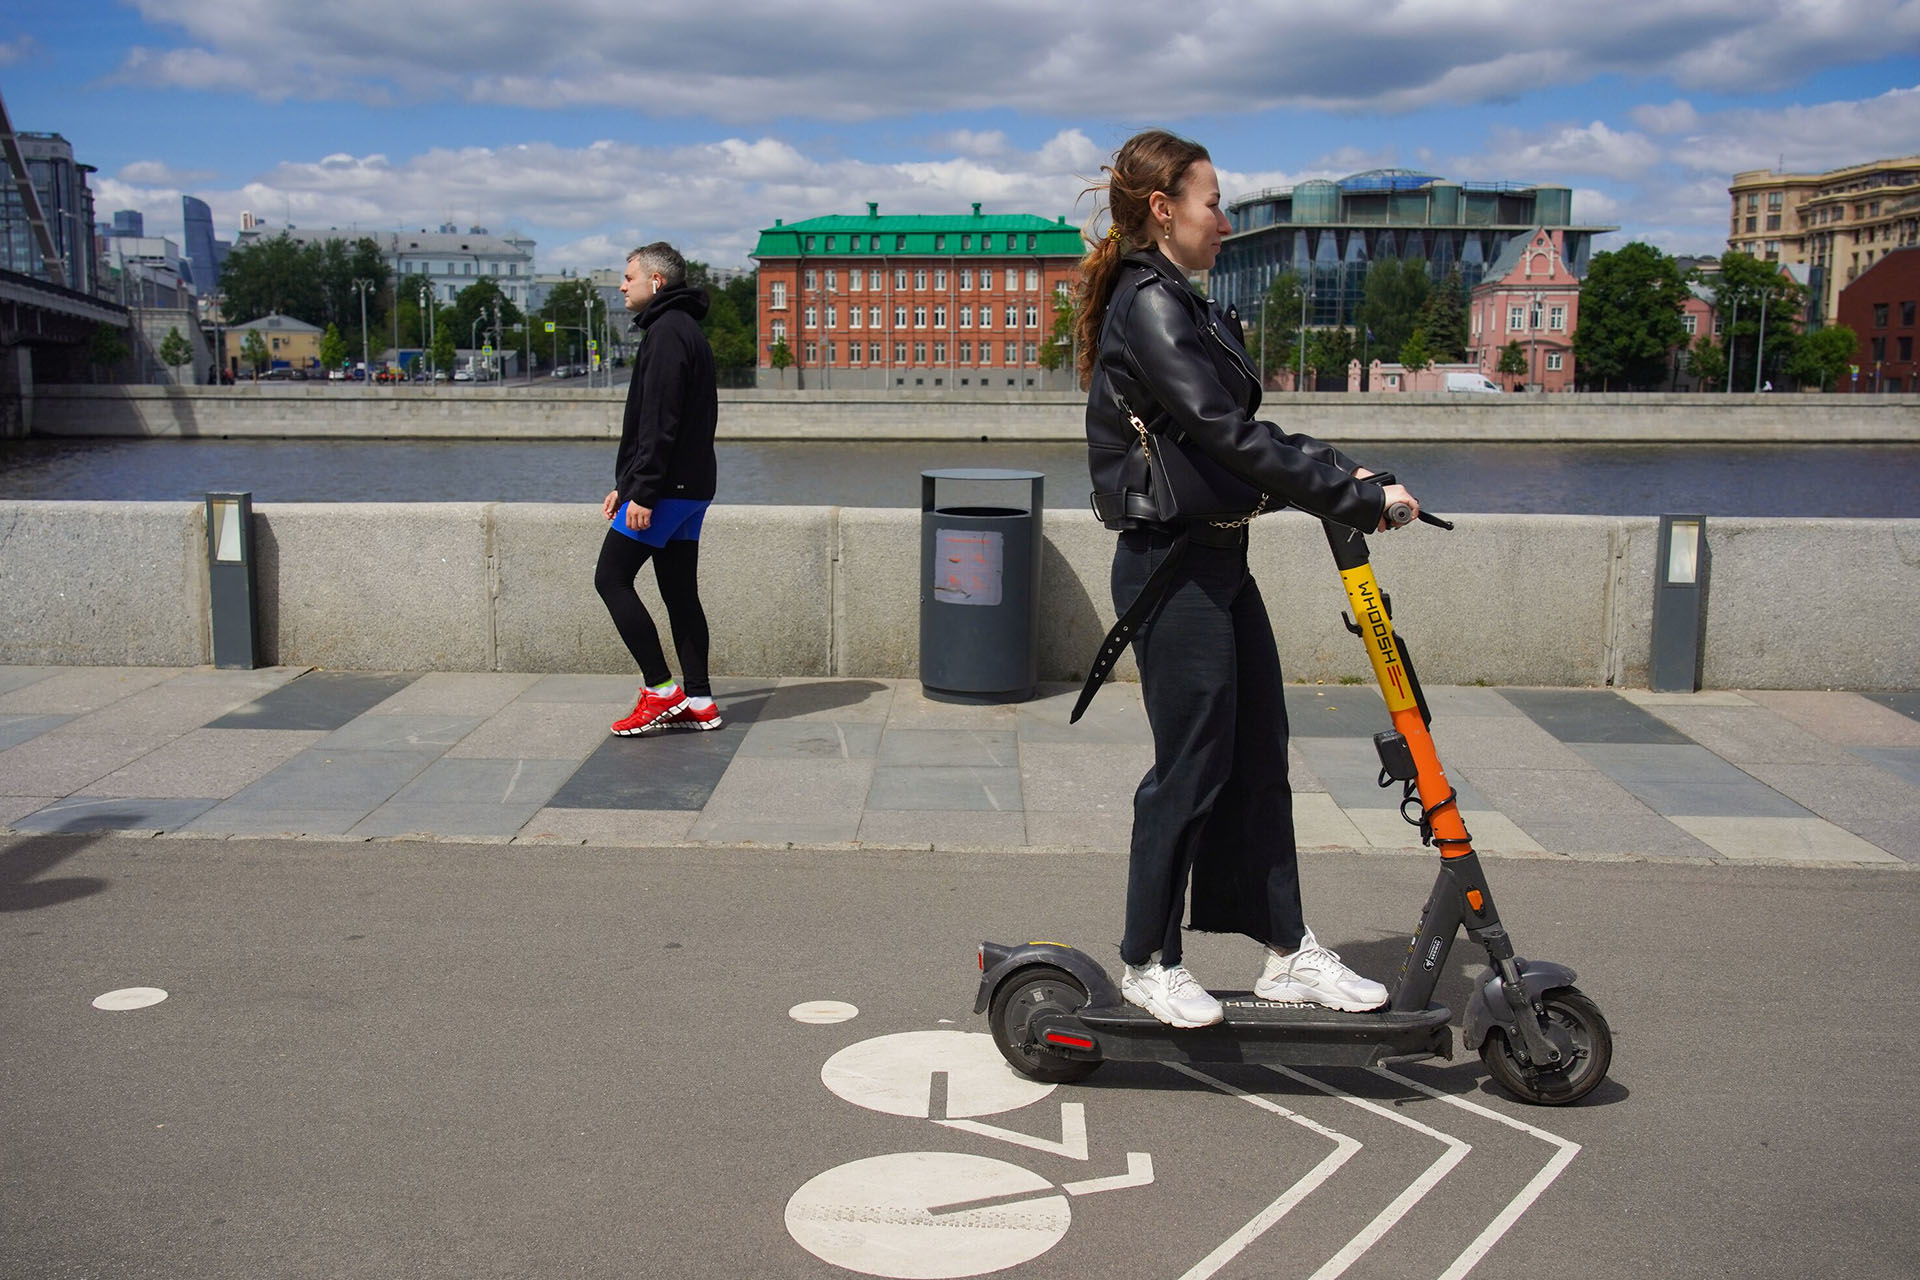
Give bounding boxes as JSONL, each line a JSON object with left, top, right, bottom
{"left": 1444, "top": 372, "right": 1503, "bottom": 394}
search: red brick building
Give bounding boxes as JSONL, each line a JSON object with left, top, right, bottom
{"left": 750, "top": 203, "right": 1083, "bottom": 390}
{"left": 1836, "top": 246, "right": 1919, "bottom": 393}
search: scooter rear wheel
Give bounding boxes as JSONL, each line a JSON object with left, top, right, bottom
{"left": 988, "top": 967, "right": 1102, "bottom": 1084}
{"left": 1481, "top": 987, "right": 1611, "bottom": 1106}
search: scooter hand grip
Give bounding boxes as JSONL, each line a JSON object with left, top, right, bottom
{"left": 1384, "top": 500, "right": 1415, "bottom": 528}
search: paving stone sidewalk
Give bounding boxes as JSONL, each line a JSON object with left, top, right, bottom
{"left": 1, "top": 665, "right": 1916, "bottom": 865}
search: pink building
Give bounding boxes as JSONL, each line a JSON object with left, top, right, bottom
{"left": 1468, "top": 227, "right": 1580, "bottom": 391}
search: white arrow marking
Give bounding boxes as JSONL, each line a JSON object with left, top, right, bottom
{"left": 1063, "top": 1151, "right": 1154, "bottom": 1196}
{"left": 1374, "top": 1065, "right": 1582, "bottom": 1280}
{"left": 937, "top": 1101, "right": 1089, "bottom": 1160}
{"left": 1262, "top": 1065, "right": 1473, "bottom": 1280}
{"left": 1169, "top": 1064, "right": 1363, "bottom": 1280}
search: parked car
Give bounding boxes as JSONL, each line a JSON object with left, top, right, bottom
{"left": 550, "top": 364, "right": 575, "bottom": 378}
{"left": 328, "top": 368, "right": 348, "bottom": 381}
{"left": 1444, "top": 372, "right": 1502, "bottom": 394}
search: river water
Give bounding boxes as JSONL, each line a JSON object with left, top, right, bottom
{"left": 1, "top": 437, "right": 1916, "bottom": 517}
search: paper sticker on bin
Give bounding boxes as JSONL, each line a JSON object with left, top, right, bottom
{"left": 921, "top": 469, "right": 1044, "bottom": 703}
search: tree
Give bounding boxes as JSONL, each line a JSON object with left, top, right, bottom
{"left": 1701, "top": 253, "right": 1808, "bottom": 391}
{"left": 240, "top": 329, "right": 270, "bottom": 375}
{"left": 689, "top": 262, "right": 758, "bottom": 381}
{"left": 1305, "top": 326, "right": 1357, "bottom": 381}
{"left": 394, "top": 272, "right": 436, "bottom": 352}
{"left": 89, "top": 322, "right": 131, "bottom": 380}
{"left": 449, "top": 278, "right": 523, "bottom": 348}
{"left": 1415, "top": 269, "right": 1470, "bottom": 362}
{"left": 1783, "top": 324, "right": 1857, "bottom": 391}
{"left": 1037, "top": 285, "right": 1075, "bottom": 372}
{"left": 159, "top": 326, "right": 195, "bottom": 371}
{"left": 319, "top": 322, "right": 348, "bottom": 371}
{"left": 1399, "top": 328, "right": 1435, "bottom": 373}
{"left": 1356, "top": 259, "right": 1430, "bottom": 365}
{"left": 536, "top": 277, "right": 602, "bottom": 366}
{"left": 768, "top": 337, "right": 793, "bottom": 388}
{"left": 431, "top": 324, "right": 457, "bottom": 376}
{"left": 1685, "top": 332, "right": 1726, "bottom": 388}
{"left": 1572, "top": 242, "right": 1690, "bottom": 390}
{"left": 218, "top": 232, "right": 324, "bottom": 324}
{"left": 1251, "top": 270, "right": 1302, "bottom": 385}
{"left": 1496, "top": 341, "right": 1528, "bottom": 389}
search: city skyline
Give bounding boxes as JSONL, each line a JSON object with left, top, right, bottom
{"left": 3, "top": 1, "right": 1918, "bottom": 276}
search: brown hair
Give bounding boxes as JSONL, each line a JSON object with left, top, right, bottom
{"left": 1073, "top": 130, "right": 1211, "bottom": 389}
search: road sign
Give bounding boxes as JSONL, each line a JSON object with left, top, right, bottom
{"left": 482, "top": 345, "right": 493, "bottom": 357}
{"left": 588, "top": 340, "right": 598, "bottom": 351}
{"left": 544, "top": 322, "right": 556, "bottom": 333}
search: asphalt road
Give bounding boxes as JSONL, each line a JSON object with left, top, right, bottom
{"left": 4, "top": 833, "right": 1916, "bottom": 1280}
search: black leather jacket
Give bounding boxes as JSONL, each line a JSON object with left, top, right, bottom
{"left": 1086, "top": 248, "right": 1385, "bottom": 534}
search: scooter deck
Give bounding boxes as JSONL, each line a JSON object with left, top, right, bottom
{"left": 1042, "top": 996, "right": 1453, "bottom": 1069}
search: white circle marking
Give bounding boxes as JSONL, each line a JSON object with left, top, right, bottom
{"left": 821, "top": 1030, "right": 1053, "bottom": 1119}
{"left": 786, "top": 1151, "right": 1069, "bottom": 1279}
{"left": 790, "top": 1000, "right": 860, "bottom": 1024}
{"left": 93, "top": 987, "right": 168, "bottom": 1011}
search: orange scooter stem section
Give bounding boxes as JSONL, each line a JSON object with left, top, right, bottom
{"left": 1338, "top": 563, "right": 1475, "bottom": 859}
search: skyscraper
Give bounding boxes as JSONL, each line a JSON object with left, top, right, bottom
{"left": 182, "top": 195, "right": 224, "bottom": 296}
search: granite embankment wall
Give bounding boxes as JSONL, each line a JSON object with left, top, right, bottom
{"left": 3, "top": 502, "right": 1915, "bottom": 691}
{"left": 25, "top": 384, "right": 1920, "bottom": 443}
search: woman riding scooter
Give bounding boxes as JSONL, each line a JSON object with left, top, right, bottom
{"left": 1078, "top": 129, "right": 1422, "bottom": 1029}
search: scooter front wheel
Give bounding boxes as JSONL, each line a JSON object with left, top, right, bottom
{"left": 1481, "top": 987, "right": 1612, "bottom": 1106}
{"left": 988, "top": 967, "right": 1102, "bottom": 1084}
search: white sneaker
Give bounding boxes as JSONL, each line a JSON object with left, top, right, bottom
{"left": 1122, "top": 961, "right": 1224, "bottom": 1028}
{"left": 1255, "top": 927, "right": 1389, "bottom": 1011}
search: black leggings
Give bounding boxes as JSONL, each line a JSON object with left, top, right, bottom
{"left": 593, "top": 529, "right": 712, "bottom": 697}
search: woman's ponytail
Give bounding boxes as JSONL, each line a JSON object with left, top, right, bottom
{"left": 1071, "top": 131, "right": 1211, "bottom": 390}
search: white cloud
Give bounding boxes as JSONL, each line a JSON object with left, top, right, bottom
{"left": 0, "top": 35, "right": 38, "bottom": 65}
{"left": 118, "top": 159, "right": 219, "bottom": 186}
{"left": 112, "top": 0, "right": 1920, "bottom": 117}
{"left": 91, "top": 129, "right": 1104, "bottom": 272}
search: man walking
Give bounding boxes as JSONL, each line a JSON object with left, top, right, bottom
{"left": 594, "top": 242, "right": 722, "bottom": 735}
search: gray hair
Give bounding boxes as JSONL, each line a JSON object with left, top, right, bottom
{"left": 627, "top": 242, "right": 686, "bottom": 289}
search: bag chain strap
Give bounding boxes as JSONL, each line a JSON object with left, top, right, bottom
{"left": 1126, "top": 406, "right": 1268, "bottom": 530}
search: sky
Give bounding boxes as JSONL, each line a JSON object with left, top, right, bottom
{"left": 3, "top": 1, "right": 1919, "bottom": 276}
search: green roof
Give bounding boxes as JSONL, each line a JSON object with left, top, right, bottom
{"left": 753, "top": 206, "right": 1083, "bottom": 258}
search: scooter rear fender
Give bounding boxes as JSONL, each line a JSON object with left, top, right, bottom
{"left": 1462, "top": 958, "right": 1578, "bottom": 1051}
{"left": 975, "top": 941, "right": 1122, "bottom": 1015}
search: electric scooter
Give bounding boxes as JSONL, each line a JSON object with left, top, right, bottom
{"left": 976, "top": 505, "right": 1613, "bottom": 1106}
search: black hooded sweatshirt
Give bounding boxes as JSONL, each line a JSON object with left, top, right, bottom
{"left": 613, "top": 283, "right": 718, "bottom": 509}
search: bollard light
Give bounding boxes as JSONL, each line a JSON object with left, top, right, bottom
{"left": 206, "top": 491, "right": 259, "bottom": 669}
{"left": 1650, "top": 514, "right": 1707, "bottom": 692}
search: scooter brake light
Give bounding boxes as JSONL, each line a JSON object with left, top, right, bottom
{"left": 1044, "top": 1031, "right": 1096, "bottom": 1051}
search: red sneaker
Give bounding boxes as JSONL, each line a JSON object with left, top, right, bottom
{"left": 611, "top": 687, "right": 688, "bottom": 736}
{"left": 671, "top": 700, "right": 724, "bottom": 731}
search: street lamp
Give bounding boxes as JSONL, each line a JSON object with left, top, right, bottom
{"left": 419, "top": 285, "right": 432, "bottom": 379}
{"left": 584, "top": 293, "right": 600, "bottom": 388}
{"left": 352, "top": 277, "right": 372, "bottom": 388}
{"left": 1753, "top": 288, "right": 1769, "bottom": 393}
{"left": 1297, "top": 283, "right": 1313, "bottom": 387}
{"left": 1724, "top": 296, "right": 1739, "bottom": 394}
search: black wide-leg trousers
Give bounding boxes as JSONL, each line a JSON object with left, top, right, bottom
{"left": 593, "top": 528, "right": 712, "bottom": 698}
{"left": 1112, "top": 529, "right": 1305, "bottom": 968}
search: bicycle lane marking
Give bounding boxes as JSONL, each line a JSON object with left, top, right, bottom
{"left": 1262, "top": 1064, "right": 1472, "bottom": 1280}
{"left": 1374, "top": 1065, "right": 1582, "bottom": 1280}
{"left": 1168, "top": 1064, "right": 1364, "bottom": 1280}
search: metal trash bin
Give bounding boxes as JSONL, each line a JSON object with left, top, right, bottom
{"left": 920, "top": 468, "right": 1044, "bottom": 703}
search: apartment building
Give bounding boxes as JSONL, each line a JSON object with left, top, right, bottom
{"left": 1728, "top": 155, "right": 1920, "bottom": 327}
{"left": 751, "top": 203, "right": 1082, "bottom": 390}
